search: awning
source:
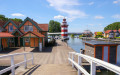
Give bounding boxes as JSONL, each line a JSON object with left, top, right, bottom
{"left": 0, "top": 32, "right": 14, "bottom": 37}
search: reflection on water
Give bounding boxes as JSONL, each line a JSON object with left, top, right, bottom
{"left": 67, "top": 36, "right": 85, "bottom": 53}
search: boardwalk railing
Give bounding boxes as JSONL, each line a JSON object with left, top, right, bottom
{"left": 0, "top": 52, "right": 34, "bottom": 75}
{"left": 68, "top": 52, "right": 120, "bottom": 75}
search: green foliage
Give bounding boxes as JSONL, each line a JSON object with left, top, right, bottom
{"left": 79, "top": 35, "right": 83, "bottom": 38}
{"left": 95, "top": 35, "right": 103, "bottom": 38}
{"left": 11, "top": 18, "right": 23, "bottom": 22}
{"left": 96, "top": 32, "right": 103, "bottom": 35}
{"left": 0, "top": 14, "right": 9, "bottom": 21}
{"left": 115, "top": 37, "right": 120, "bottom": 39}
{"left": 49, "top": 20, "right": 61, "bottom": 32}
{"left": 104, "top": 22, "right": 120, "bottom": 31}
{"left": 0, "top": 14, "right": 23, "bottom": 22}
{"left": 71, "top": 34, "right": 74, "bottom": 38}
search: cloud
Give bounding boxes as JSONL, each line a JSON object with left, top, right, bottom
{"left": 47, "top": 0, "right": 88, "bottom": 21}
{"left": 113, "top": 0, "right": 120, "bottom": 4}
{"left": 54, "top": 15, "right": 67, "bottom": 19}
{"left": 94, "top": 16, "right": 104, "bottom": 19}
{"left": 11, "top": 13, "right": 25, "bottom": 17}
{"left": 112, "top": 14, "right": 120, "bottom": 19}
{"left": 88, "top": 2, "right": 94, "bottom": 5}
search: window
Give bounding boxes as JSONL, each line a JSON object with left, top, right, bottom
{"left": 24, "top": 26, "right": 33, "bottom": 32}
{"left": 9, "top": 25, "right": 13, "bottom": 32}
{"left": 25, "top": 38, "right": 29, "bottom": 42}
{"left": 9, "top": 38, "right": 14, "bottom": 42}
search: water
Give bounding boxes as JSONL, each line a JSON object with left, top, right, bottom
{"left": 67, "top": 37, "right": 85, "bottom": 53}
{"left": 67, "top": 36, "right": 116, "bottom": 75}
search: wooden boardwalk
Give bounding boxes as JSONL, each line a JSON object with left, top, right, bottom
{"left": 14, "top": 40, "right": 77, "bottom": 75}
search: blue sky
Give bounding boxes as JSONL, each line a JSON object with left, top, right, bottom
{"left": 0, "top": 0, "right": 120, "bottom": 32}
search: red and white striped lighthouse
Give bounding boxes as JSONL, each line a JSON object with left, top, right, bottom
{"left": 61, "top": 18, "right": 68, "bottom": 39}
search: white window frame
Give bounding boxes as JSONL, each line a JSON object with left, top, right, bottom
{"left": 9, "top": 25, "right": 13, "bottom": 32}
{"left": 24, "top": 25, "right": 33, "bottom": 32}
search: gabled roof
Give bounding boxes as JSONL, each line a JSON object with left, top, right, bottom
{"left": 105, "top": 30, "right": 120, "bottom": 33}
{"left": 3, "top": 19, "right": 19, "bottom": 28}
{"left": 19, "top": 31, "right": 45, "bottom": 38}
{"left": 12, "top": 29, "right": 23, "bottom": 35}
{"left": 0, "top": 32, "right": 14, "bottom": 37}
{"left": 38, "top": 24, "right": 48, "bottom": 31}
{"left": 19, "top": 17, "right": 43, "bottom": 31}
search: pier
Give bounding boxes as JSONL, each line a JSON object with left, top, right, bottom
{"left": 0, "top": 40, "right": 120, "bottom": 75}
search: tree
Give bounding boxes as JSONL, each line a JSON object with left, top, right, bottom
{"left": 0, "top": 14, "right": 9, "bottom": 21}
{"left": 11, "top": 18, "right": 23, "bottom": 22}
{"left": 104, "top": 22, "right": 120, "bottom": 31}
{"left": 49, "top": 20, "right": 61, "bottom": 33}
{"left": 0, "top": 14, "right": 23, "bottom": 22}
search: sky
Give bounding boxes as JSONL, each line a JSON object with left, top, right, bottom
{"left": 0, "top": 0, "right": 120, "bottom": 33}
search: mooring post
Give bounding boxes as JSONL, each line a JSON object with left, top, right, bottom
{"left": 90, "top": 61, "right": 96, "bottom": 75}
{"left": 11, "top": 55, "right": 15, "bottom": 75}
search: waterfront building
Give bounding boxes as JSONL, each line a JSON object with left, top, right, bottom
{"left": 104, "top": 29, "right": 120, "bottom": 38}
{"left": 0, "top": 17, "right": 48, "bottom": 51}
{"left": 82, "top": 30, "right": 93, "bottom": 37}
{"left": 84, "top": 41, "right": 120, "bottom": 64}
{"left": 61, "top": 18, "right": 68, "bottom": 39}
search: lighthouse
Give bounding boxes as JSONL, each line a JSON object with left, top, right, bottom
{"left": 61, "top": 18, "right": 69, "bottom": 40}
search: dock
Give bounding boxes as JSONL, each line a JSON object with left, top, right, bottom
{"left": 0, "top": 40, "right": 78, "bottom": 75}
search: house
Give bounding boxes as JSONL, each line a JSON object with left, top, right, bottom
{"left": 0, "top": 17, "right": 48, "bottom": 51}
{"left": 104, "top": 29, "right": 120, "bottom": 38}
{"left": 84, "top": 41, "right": 119, "bottom": 64}
{"left": 94, "top": 32, "right": 104, "bottom": 37}
{"left": 82, "top": 30, "right": 93, "bottom": 37}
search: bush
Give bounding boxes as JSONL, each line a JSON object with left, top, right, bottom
{"left": 95, "top": 35, "right": 103, "bottom": 38}
{"left": 115, "top": 37, "right": 120, "bottom": 39}
{"left": 79, "top": 35, "right": 83, "bottom": 38}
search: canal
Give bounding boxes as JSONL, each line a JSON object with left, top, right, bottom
{"left": 66, "top": 36, "right": 116, "bottom": 75}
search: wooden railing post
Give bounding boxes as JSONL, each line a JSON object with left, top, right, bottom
{"left": 11, "top": 55, "right": 15, "bottom": 75}
{"left": 32, "top": 53, "right": 34, "bottom": 65}
{"left": 69, "top": 53, "right": 71, "bottom": 64}
{"left": 78, "top": 55, "right": 82, "bottom": 75}
{"left": 72, "top": 53, "right": 74, "bottom": 68}
{"left": 90, "top": 61, "right": 96, "bottom": 75}
{"left": 24, "top": 53, "right": 27, "bottom": 69}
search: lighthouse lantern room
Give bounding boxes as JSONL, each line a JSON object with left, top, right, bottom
{"left": 61, "top": 18, "right": 68, "bottom": 39}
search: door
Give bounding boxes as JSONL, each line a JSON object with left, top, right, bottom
{"left": 15, "top": 37, "right": 18, "bottom": 47}
{"left": 109, "top": 46, "right": 116, "bottom": 64}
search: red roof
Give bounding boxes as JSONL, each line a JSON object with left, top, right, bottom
{"left": 0, "top": 32, "right": 14, "bottom": 37}
{"left": 38, "top": 24, "right": 48, "bottom": 31}
{"left": 105, "top": 30, "right": 112, "bottom": 34}
{"left": 94, "top": 32, "right": 97, "bottom": 35}
{"left": 19, "top": 31, "right": 45, "bottom": 38}
{"left": 105, "top": 29, "right": 120, "bottom": 33}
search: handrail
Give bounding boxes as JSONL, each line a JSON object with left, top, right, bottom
{"left": 68, "top": 52, "right": 120, "bottom": 75}
{"left": 0, "top": 52, "right": 34, "bottom": 75}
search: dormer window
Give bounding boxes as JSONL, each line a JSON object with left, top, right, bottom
{"left": 24, "top": 25, "right": 33, "bottom": 32}
{"left": 9, "top": 25, "right": 13, "bottom": 32}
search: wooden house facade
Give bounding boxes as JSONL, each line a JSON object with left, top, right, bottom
{"left": 0, "top": 17, "right": 48, "bottom": 51}
{"left": 84, "top": 41, "right": 119, "bottom": 64}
